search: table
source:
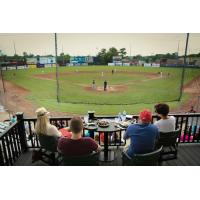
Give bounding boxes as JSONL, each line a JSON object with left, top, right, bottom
{"left": 84, "top": 122, "right": 124, "bottom": 162}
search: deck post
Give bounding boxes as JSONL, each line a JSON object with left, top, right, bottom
{"left": 16, "top": 112, "right": 28, "bottom": 152}
{"left": 0, "top": 145, "right": 4, "bottom": 166}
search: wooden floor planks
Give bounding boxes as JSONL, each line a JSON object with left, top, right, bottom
{"left": 14, "top": 143, "right": 200, "bottom": 166}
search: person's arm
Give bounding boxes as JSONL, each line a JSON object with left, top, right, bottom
{"left": 64, "top": 127, "right": 71, "bottom": 131}
{"left": 93, "top": 136, "right": 102, "bottom": 151}
{"left": 154, "top": 121, "right": 160, "bottom": 131}
{"left": 123, "top": 126, "right": 131, "bottom": 140}
{"left": 123, "top": 132, "right": 128, "bottom": 140}
{"left": 57, "top": 137, "right": 63, "bottom": 153}
{"left": 156, "top": 127, "right": 160, "bottom": 139}
{"left": 90, "top": 138, "right": 102, "bottom": 152}
{"left": 154, "top": 126, "right": 160, "bottom": 147}
{"left": 50, "top": 125, "right": 62, "bottom": 137}
{"left": 96, "top": 144, "right": 102, "bottom": 152}
{"left": 154, "top": 120, "right": 158, "bottom": 126}
{"left": 57, "top": 146, "right": 62, "bottom": 153}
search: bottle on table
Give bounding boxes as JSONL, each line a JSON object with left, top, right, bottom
{"left": 122, "top": 111, "right": 127, "bottom": 121}
{"left": 118, "top": 112, "right": 122, "bottom": 122}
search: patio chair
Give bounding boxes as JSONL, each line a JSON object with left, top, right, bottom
{"left": 36, "top": 134, "right": 61, "bottom": 165}
{"left": 157, "top": 129, "right": 181, "bottom": 161}
{"left": 122, "top": 146, "right": 163, "bottom": 166}
{"left": 62, "top": 152, "right": 99, "bottom": 166}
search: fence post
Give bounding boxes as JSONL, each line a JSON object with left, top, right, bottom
{"left": 16, "top": 112, "right": 27, "bottom": 152}
{"left": 0, "top": 145, "right": 4, "bottom": 166}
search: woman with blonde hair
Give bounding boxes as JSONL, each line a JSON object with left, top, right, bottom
{"left": 35, "top": 107, "right": 61, "bottom": 137}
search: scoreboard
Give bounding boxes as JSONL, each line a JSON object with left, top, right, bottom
{"left": 70, "top": 56, "right": 93, "bottom": 64}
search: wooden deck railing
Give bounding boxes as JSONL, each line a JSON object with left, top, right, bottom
{"left": 1, "top": 112, "right": 200, "bottom": 165}
{"left": 0, "top": 112, "right": 27, "bottom": 166}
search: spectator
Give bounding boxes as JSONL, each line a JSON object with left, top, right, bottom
{"left": 59, "top": 127, "right": 72, "bottom": 138}
{"left": 35, "top": 107, "right": 61, "bottom": 137}
{"left": 11, "top": 114, "right": 17, "bottom": 123}
{"left": 92, "top": 80, "right": 96, "bottom": 89}
{"left": 123, "top": 109, "right": 159, "bottom": 158}
{"left": 154, "top": 103, "right": 175, "bottom": 132}
{"left": 187, "top": 106, "right": 197, "bottom": 136}
{"left": 58, "top": 116, "right": 101, "bottom": 156}
{"left": 188, "top": 106, "right": 196, "bottom": 113}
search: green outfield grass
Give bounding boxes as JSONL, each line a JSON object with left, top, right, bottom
{"left": 3, "top": 66, "right": 200, "bottom": 115}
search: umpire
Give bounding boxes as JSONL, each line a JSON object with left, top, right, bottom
{"left": 104, "top": 80, "right": 107, "bottom": 91}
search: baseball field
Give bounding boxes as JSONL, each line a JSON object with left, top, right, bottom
{"left": 2, "top": 66, "right": 200, "bottom": 115}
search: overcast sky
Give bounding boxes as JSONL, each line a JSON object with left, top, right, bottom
{"left": 0, "top": 33, "right": 199, "bottom": 56}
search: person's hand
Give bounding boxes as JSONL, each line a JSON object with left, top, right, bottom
{"left": 96, "top": 144, "right": 102, "bottom": 152}
{"left": 58, "top": 131, "right": 64, "bottom": 137}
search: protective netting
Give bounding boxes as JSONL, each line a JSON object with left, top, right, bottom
{"left": 0, "top": 33, "right": 200, "bottom": 111}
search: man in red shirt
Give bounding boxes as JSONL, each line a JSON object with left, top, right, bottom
{"left": 58, "top": 116, "right": 101, "bottom": 156}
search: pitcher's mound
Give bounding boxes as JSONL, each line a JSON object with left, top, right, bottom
{"left": 85, "top": 85, "right": 127, "bottom": 93}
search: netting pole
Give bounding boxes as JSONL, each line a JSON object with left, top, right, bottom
{"left": 197, "top": 96, "right": 200, "bottom": 112}
{"left": 178, "top": 33, "right": 189, "bottom": 101}
{"left": 0, "top": 67, "right": 6, "bottom": 93}
{"left": 55, "top": 33, "right": 60, "bottom": 103}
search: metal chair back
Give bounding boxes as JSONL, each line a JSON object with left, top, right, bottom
{"left": 62, "top": 152, "right": 99, "bottom": 166}
{"left": 158, "top": 129, "right": 180, "bottom": 147}
{"left": 38, "top": 134, "right": 59, "bottom": 152}
{"left": 123, "top": 146, "right": 163, "bottom": 166}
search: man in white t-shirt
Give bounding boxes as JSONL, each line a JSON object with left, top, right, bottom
{"left": 154, "top": 103, "right": 176, "bottom": 133}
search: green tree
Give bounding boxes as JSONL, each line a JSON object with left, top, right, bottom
{"left": 64, "top": 54, "right": 70, "bottom": 63}
{"left": 0, "top": 50, "right": 7, "bottom": 62}
{"left": 2, "top": 55, "right": 7, "bottom": 62}
{"left": 14, "top": 54, "right": 19, "bottom": 58}
{"left": 106, "top": 47, "right": 119, "bottom": 63}
{"left": 96, "top": 47, "right": 119, "bottom": 64}
{"left": 97, "top": 48, "right": 107, "bottom": 64}
{"left": 28, "top": 53, "right": 34, "bottom": 58}
{"left": 23, "top": 52, "right": 28, "bottom": 63}
{"left": 59, "top": 53, "right": 65, "bottom": 64}
{"left": 108, "top": 47, "right": 118, "bottom": 56}
{"left": 135, "top": 54, "right": 142, "bottom": 60}
{"left": 13, "top": 54, "right": 21, "bottom": 62}
{"left": 57, "top": 53, "right": 70, "bottom": 65}
{"left": 23, "top": 52, "right": 28, "bottom": 57}
{"left": 119, "top": 48, "right": 127, "bottom": 58}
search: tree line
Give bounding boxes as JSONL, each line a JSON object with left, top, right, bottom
{"left": 0, "top": 49, "right": 200, "bottom": 65}
{"left": 0, "top": 51, "right": 71, "bottom": 65}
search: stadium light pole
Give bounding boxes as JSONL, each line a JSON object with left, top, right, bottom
{"left": 176, "top": 40, "right": 180, "bottom": 65}
{"left": 62, "top": 45, "right": 64, "bottom": 65}
{"left": 13, "top": 41, "right": 17, "bottom": 55}
{"left": 178, "top": 33, "right": 189, "bottom": 101}
{"left": 55, "top": 33, "right": 60, "bottom": 103}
